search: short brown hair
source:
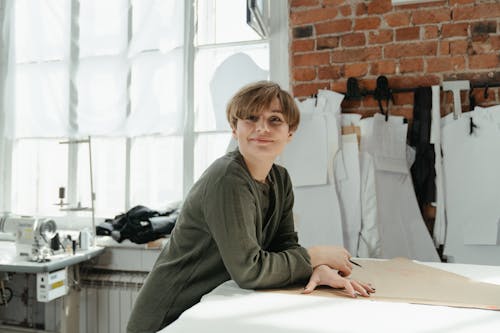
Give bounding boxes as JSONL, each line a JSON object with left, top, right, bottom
{"left": 226, "top": 81, "right": 300, "bottom": 132}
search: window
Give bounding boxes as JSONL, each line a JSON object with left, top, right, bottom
{"left": 0, "top": 0, "right": 287, "bottom": 221}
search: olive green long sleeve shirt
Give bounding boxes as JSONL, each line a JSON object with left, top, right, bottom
{"left": 127, "top": 150, "right": 312, "bottom": 333}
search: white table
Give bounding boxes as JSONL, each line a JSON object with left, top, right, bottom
{"left": 161, "top": 261, "right": 500, "bottom": 333}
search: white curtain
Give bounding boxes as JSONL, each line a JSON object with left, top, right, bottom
{"left": 2, "top": 0, "right": 186, "bottom": 216}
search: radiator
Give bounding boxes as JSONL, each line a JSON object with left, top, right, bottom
{"left": 79, "top": 269, "right": 148, "bottom": 333}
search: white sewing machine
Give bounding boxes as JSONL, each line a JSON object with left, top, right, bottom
{"left": 0, "top": 215, "right": 57, "bottom": 262}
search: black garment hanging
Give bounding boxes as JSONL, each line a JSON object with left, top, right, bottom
{"left": 409, "top": 87, "right": 436, "bottom": 212}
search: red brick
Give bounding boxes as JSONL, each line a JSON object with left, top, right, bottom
{"left": 394, "top": 0, "right": 446, "bottom": 10}
{"left": 426, "top": 57, "right": 454, "bottom": 72}
{"left": 315, "top": 19, "right": 352, "bottom": 35}
{"left": 471, "top": 38, "right": 494, "bottom": 54}
{"left": 317, "top": 37, "right": 339, "bottom": 50}
{"left": 393, "top": 92, "right": 414, "bottom": 106}
{"left": 367, "top": 0, "right": 392, "bottom": 14}
{"left": 385, "top": 41, "right": 437, "bottom": 58}
{"left": 469, "top": 54, "right": 500, "bottom": 69}
{"left": 341, "top": 99, "right": 362, "bottom": 110}
{"left": 399, "top": 58, "right": 424, "bottom": 73}
{"left": 362, "top": 96, "right": 379, "bottom": 108}
{"left": 388, "top": 107, "right": 413, "bottom": 120}
{"left": 390, "top": 75, "right": 441, "bottom": 88}
{"left": 345, "top": 63, "right": 369, "bottom": 77}
{"left": 396, "top": 27, "right": 420, "bottom": 41}
{"left": 291, "top": 7, "right": 339, "bottom": 25}
{"left": 323, "top": 0, "right": 346, "bottom": 6}
{"left": 293, "top": 82, "right": 330, "bottom": 98}
{"left": 341, "top": 33, "right": 366, "bottom": 47}
{"left": 450, "top": 40, "right": 469, "bottom": 55}
{"left": 293, "top": 67, "right": 316, "bottom": 81}
{"left": 412, "top": 9, "right": 451, "bottom": 25}
{"left": 450, "top": 0, "right": 474, "bottom": 5}
{"left": 442, "top": 23, "right": 469, "bottom": 38}
{"left": 440, "top": 41, "right": 450, "bottom": 55}
{"left": 453, "top": 3, "right": 500, "bottom": 20}
{"left": 371, "top": 60, "right": 396, "bottom": 75}
{"left": 491, "top": 35, "right": 500, "bottom": 50}
{"left": 331, "top": 80, "right": 348, "bottom": 93}
{"left": 424, "top": 26, "right": 439, "bottom": 39}
{"left": 331, "top": 46, "right": 382, "bottom": 63}
{"left": 338, "top": 5, "right": 351, "bottom": 17}
{"left": 292, "top": 39, "right": 315, "bottom": 53}
{"left": 355, "top": 3, "right": 368, "bottom": 16}
{"left": 369, "top": 30, "right": 393, "bottom": 44}
{"left": 384, "top": 12, "right": 411, "bottom": 27}
{"left": 318, "top": 65, "right": 344, "bottom": 80}
{"left": 290, "top": 0, "right": 319, "bottom": 7}
{"left": 293, "top": 52, "right": 330, "bottom": 66}
{"left": 354, "top": 17, "right": 381, "bottom": 31}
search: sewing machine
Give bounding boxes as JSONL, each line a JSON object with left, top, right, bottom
{"left": 0, "top": 215, "right": 57, "bottom": 262}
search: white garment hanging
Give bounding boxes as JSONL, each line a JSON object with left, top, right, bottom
{"left": 334, "top": 134, "right": 361, "bottom": 255}
{"left": 430, "top": 85, "right": 446, "bottom": 246}
{"left": 361, "top": 114, "right": 440, "bottom": 262}
{"left": 441, "top": 107, "right": 500, "bottom": 265}
{"left": 357, "top": 152, "right": 381, "bottom": 258}
{"left": 280, "top": 98, "right": 328, "bottom": 187}
{"left": 289, "top": 92, "right": 344, "bottom": 248}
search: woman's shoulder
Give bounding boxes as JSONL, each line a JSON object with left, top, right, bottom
{"left": 201, "top": 150, "right": 250, "bottom": 184}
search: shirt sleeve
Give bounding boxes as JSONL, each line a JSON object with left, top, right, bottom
{"left": 203, "top": 171, "right": 312, "bottom": 290}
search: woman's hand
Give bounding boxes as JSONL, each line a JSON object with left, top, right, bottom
{"left": 302, "top": 265, "right": 375, "bottom": 298}
{"left": 307, "top": 246, "right": 353, "bottom": 276}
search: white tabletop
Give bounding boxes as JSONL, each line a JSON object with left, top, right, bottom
{"left": 160, "top": 261, "right": 500, "bottom": 333}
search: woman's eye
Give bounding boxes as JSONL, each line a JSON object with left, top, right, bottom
{"left": 270, "top": 117, "right": 283, "bottom": 123}
{"left": 246, "top": 115, "right": 258, "bottom": 122}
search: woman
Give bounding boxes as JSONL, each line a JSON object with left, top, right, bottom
{"left": 127, "top": 81, "right": 374, "bottom": 333}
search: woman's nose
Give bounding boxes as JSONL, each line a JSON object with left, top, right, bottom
{"left": 255, "top": 116, "right": 269, "bottom": 132}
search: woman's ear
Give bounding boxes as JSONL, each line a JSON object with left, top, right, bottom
{"left": 287, "top": 131, "right": 294, "bottom": 142}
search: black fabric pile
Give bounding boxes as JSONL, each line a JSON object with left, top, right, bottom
{"left": 97, "top": 205, "right": 179, "bottom": 244}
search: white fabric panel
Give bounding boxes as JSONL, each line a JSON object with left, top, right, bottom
{"left": 361, "top": 114, "right": 440, "bottom": 262}
{"left": 294, "top": 185, "right": 343, "bottom": 248}
{"left": 14, "top": 0, "right": 70, "bottom": 63}
{"left": 280, "top": 98, "right": 328, "bottom": 187}
{"left": 441, "top": 106, "right": 500, "bottom": 265}
{"left": 129, "top": 0, "right": 184, "bottom": 57}
{"left": 129, "top": 49, "right": 185, "bottom": 136}
{"left": 357, "top": 152, "right": 381, "bottom": 258}
{"left": 430, "top": 85, "right": 446, "bottom": 246}
{"left": 334, "top": 134, "right": 361, "bottom": 255}
{"left": 441, "top": 111, "right": 500, "bottom": 245}
{"left": 15, "top": 63, "right": 70, "bottom": 138}
{"left": 289, "top": 91, "right": 344, "bottom": 247}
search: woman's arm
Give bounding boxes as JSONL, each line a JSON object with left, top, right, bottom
{"left": 204, "top": 172, "right": 312, "bottom": 289}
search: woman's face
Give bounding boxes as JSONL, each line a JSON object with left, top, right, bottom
{"left": 232, "top": 97, "right": 293, "bottom": 162}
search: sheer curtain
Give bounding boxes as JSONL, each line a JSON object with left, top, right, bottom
{"left": 2, "top": 0, "right": 185, "bottom": 218}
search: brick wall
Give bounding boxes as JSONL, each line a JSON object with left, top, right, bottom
{"left": 289, "top": 0, "right": 500, "bottom": 118}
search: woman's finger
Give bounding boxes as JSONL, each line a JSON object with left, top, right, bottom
{"left": 342, "top": 279, "right": 357, "bottom": 298}
{"left": 302, "top": 279, "right": 318, "bottom": 294}
{"left": 350, "top": 280, "right": 370, "bottom": 297}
